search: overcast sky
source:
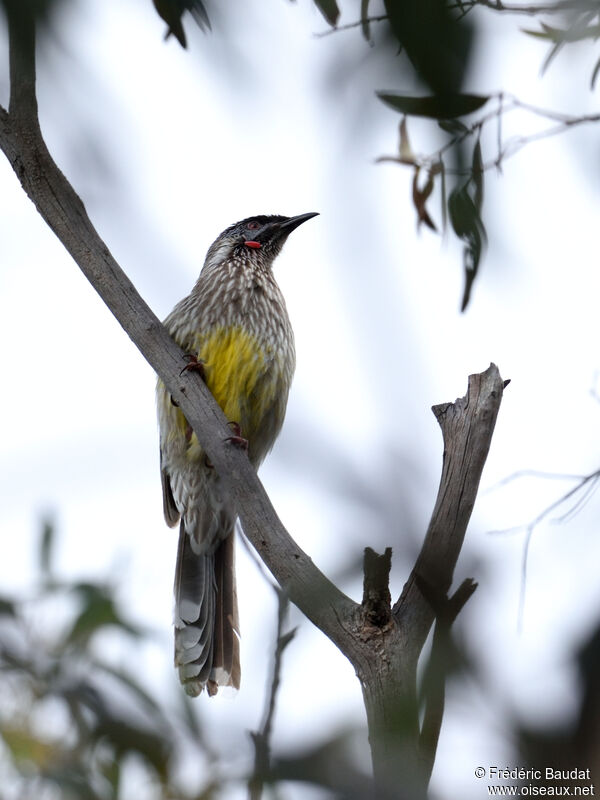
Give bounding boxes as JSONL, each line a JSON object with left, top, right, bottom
{"left": 1, "top": 1, "right": 600, "bottom": 798}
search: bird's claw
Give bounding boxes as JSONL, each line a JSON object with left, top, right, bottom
{"left": 225, "top": 421, "right": 248, "bottom": 451}
{"left": 180, "top": 354, "right": 206, "bottom": 380}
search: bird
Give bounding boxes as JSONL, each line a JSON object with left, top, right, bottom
{"left": 152, "top": 0, "right": 211, "bottom": 49}
{"left": 156, "top": 212, "right": 319, "bottom": 696}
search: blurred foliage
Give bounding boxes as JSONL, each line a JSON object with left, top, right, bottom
{"left": 382, "top": 0, "right": 475, "bottom": 96}
{"left": 0, "top": 519, "right": 213, "bottom": 799}
{"left": 318, "top": 1, "right": 600, "bottom": 309}
{"left": 4, "top": 0, "right": 596, "bottom": 310}
{"left": 0, "top": 0, "right": 66, "bottom": 22}
{"left": 0, "top": 521, "right": 382, "bottom": 800}
{"left": 324, "top": 0, "right": 489, "bottom": 310}
{"left": 152, "top": 0, "right": 210, "bottom": 49}
{"left": 522, "top": 0, "right": 600, "bottom": 87}
{"left": 0, "top": 519, "right": 596, "bottom": 798}
{"left": 517, "top": 620, "right": 600, "bottom": 787}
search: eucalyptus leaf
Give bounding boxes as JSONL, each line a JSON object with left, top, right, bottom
{"left": 39, "top": 517, "right": 55, "bottom": 578}
{"left": 472, "top": 139, "right": 484, "bottom": 212}
{"left": 378, "top": 92, "right": 489, "bottom": 119}
{"left": 448, "top": 184, "right": 487, "bottom": 311}
{"left": 65, "top": 584, "right": 142, "bottom": 646}
{"left": 314, "top": 0, "right": 340, "bottom": 26}
{"left": 438, "top": 119, "right": 469, "bottom": 135}
{"left": 592, "top": 55, "right": 600, "bottom": 88}
{"left": 0, "top": 596, "right": 16, "bottom": 616}
{"left": 361, "top": 0, "right": 371, "bottom": 42}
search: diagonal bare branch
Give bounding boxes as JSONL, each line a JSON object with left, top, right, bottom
{"left": 0, "top": 11, "right": 507, "bottom": 795}
{"left": 0, "top": 10, "right": 358, "bottom": 655}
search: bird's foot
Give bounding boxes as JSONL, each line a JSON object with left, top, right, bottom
{"left": 171, "top": 355, "right": 206, "bottom": 407}
{"left": 180, "top": 354, "right": 206, "bottom": 380}
{"left": 225, "top": 421, "right": 248, "bottom": 451}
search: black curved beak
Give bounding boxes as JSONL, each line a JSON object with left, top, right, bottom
{"left": 278, "top": 212, "right": 320, "bottom": 233}
{"left": 255, "top": 212, "right": 319, "bottom": 243}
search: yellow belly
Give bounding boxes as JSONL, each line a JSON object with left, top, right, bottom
{"left": 165, "top": 325, "right": 285, "bottom": 463}
{"left": 195, "top": 325, "right": 270, "bottom": 424}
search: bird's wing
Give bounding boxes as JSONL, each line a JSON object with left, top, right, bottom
{"left": 161, "top": 456, "right": 180, "bottom": 528}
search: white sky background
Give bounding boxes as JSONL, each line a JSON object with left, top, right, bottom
{"left": 1, "top": 0, "right": 600, "bottom": 798}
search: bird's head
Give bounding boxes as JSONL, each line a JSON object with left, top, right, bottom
{"left": 204, "top": 212, "right": 319, "bottom": 271}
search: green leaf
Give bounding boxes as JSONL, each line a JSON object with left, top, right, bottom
{"left": 360, "top": 0, "right": 371, "bottom": 42}
{"left": 377, "top": 92, "right": 489, "bottom": 119}
{"left": 188, "top": 0, "right": 211, "bottom": 33}
{"left": 591, "top": 55, "right": 600, "bottom": 88}
{"left": 1, "top": 724, "right": 54, "bottom": 766}
{"left": 541, "top": 38, "right": 566, "bottom": 74}
{"left": 522, "top": 24, "right": 563, "bottom": 42}
{"left": 41, "top": 765, "right": 105, "bottom": 800}
{"left": 523, "top": 17, "right": 600, "bottom": 75}
{"left": 95, "top": 661, "right": 165, "bottom": 718}
{"left": 472, "top": 138, "right": 484, "bottom": 212}
{"left": 38, "top": 516, "right": 55, "bottom": 578}
{"left": 412, "top": 167, "right": 438, "bottom": 232}
{"left": 524, "top": 20, "right": 600, "bottom": 44}
{"left": 313, "top": 0, "right": 340, "bottom": 26}
{"left": 0, "top": 596, "right": 16, "bottom": 616}
{"left": 65, "top": 583, "right": 141, "bottom": 646}
{"left": 448, "top": 184, "right": 487, "bottom": 311}
{"left": 439, "top": 160, "right": 448, "bottom": 233}
{"left": 438, "top": 119, "right": 469, "bottom": 136}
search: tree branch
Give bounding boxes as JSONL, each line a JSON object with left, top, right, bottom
{"left": 1, "top": 11, "right": 507, "bottom": 796}
{"left": 0, "top": 10, "right": 359, "bottom": 657}
{"left": 6, "top": 9, "right": 37, "bottom": 123}
{"left": 249, "top": 589, "right": 295, "bottom": 800}
{"left": 417, "top": 576, "right": 478, "bottom": 783}
{"left": 362, "top": 547, "right": 392, "bottom": 627}
{"left": 355, "top": 366, "right": 504, "bottom": 797}
{"left": 395, "top": 365, "right": 506, "bottom": 657}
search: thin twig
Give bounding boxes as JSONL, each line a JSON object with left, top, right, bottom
{"left": 315, "top": 0, "right": 593, "bottom": 38}
{"left": 488, "top": 469, "right": 600, "bottom": 631}
{"left": 448, "top": 0, "right": 595, "bottom": 13}
{"left": 249, "top": 590, "right": 296, "bottom": 800}
{"left": 314, "top": 14, "right": 388, "bottom": 37}
{"left": 484, "top": 468, "right": 590, "bottom": 492}
{"left": 378, "top": 92, "right": 600, "bottom": 178}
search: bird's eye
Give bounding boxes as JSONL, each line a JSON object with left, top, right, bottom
{"left": 247, "top": 221, "right": 261, "bottom": 230}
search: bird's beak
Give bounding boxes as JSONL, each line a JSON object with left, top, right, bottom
{"left": 278, "top": 212, "right": 320, "bottom": 233}
{"left": 254, "top": 212, "right": 319, "bottom": 243}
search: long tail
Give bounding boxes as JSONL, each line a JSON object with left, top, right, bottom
{"left": 173, "top": 525, "right": 240, "bottom": 696}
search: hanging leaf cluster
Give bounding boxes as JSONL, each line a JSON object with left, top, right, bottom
{"left": 377, "top": 98, "right": 489, "bottom": 311}
{"left": 523, "top": 4, "right": 600, "bottom": 88}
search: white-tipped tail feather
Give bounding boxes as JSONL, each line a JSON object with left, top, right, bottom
{"left": 174, "top": 525, "right": 240, "bottom": 697}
